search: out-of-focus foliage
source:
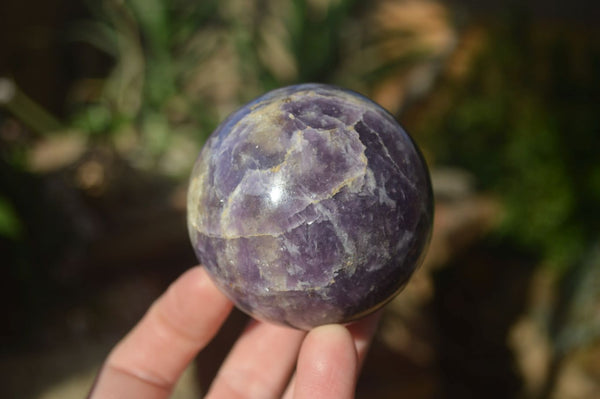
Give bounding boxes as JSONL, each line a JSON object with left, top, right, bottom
{"left": 0, "top": 195, "right": 23, "bottom": 239}
{"left": 552, "top": 241, "right": 600, "bottom": 354}
{"left": 61, "top": 0, "right": 453, "bottom": 176}
{"left": 418, "top": 15, "right": 600, "bottom": 270}
{"left": 69, "top": 0, "right": 368, "bottom": 173}
{"left": 1, "top": 0, "right": 455, "bottom": 182}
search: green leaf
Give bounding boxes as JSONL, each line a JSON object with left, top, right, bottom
{"left": 0, "top": 196, "right": 23, "bottom": 240}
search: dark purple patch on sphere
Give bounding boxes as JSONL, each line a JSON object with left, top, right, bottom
{"left": 187, "top": 83, "right": 433, "bottom": 330}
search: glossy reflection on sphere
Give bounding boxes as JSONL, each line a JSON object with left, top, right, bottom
{"left": 187, "top": 84, "right": 433, "bottom": 330}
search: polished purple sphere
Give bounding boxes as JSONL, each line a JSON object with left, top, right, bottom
{"left": 187, "top": 84, "right": 432, "bottom": 329}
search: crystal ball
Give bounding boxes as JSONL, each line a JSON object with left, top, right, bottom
{"left": 187, "top": 83, "right": 433, "bottom": 330}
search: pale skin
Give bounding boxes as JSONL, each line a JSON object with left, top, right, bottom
{"left": 88, "top": 266, "right": 381, "bottom": 399}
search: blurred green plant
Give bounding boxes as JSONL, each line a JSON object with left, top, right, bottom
{"left": 62, "top": 0, "right": 377, "bottom": 176}
{"left": 414, "top": 15, "right": 600, "bottom": 398}
{"left": 67, "top": 0, "right": 222, "bottom": 176}
{"left": 419, "top": 16, "right": 600, "bottom": 271}
{"left": 2, "top": 0, "right": 453, "bottom": 180}
{"left": 0, "top": 195, "right": 23, "bottom": 240}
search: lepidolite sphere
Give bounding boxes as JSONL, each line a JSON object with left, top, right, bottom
{"left": 187, "top": 83, "right": 432, "bottom": 330}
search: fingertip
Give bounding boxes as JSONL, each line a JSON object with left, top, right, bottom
{"left": 305, "top": 324, "right": 356, "bottom": 359}
{"left": 309, "top": 324, "right": 358, "bottom": 372}
{"left": 294, "top": 324, "right": 358, "bottom": 399}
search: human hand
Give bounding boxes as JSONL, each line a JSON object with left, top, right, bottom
{"left": 88, "top": 266, "right": 381, "bottom": 399}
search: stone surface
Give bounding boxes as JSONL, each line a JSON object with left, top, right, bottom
{"left": 187, "top": 83, "right": 433, "bottom": 329}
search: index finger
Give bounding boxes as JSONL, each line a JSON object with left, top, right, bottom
{"left": 89, "top": 266, "right": 233, "bottom": 399}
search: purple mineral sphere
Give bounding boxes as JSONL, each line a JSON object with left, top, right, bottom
{"left": 187, "top": 83, "right": 433, "bottom": 330}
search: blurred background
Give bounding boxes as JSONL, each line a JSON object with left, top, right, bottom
{"left": 1, "top": 0, "right": 599, "bottom": 397}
